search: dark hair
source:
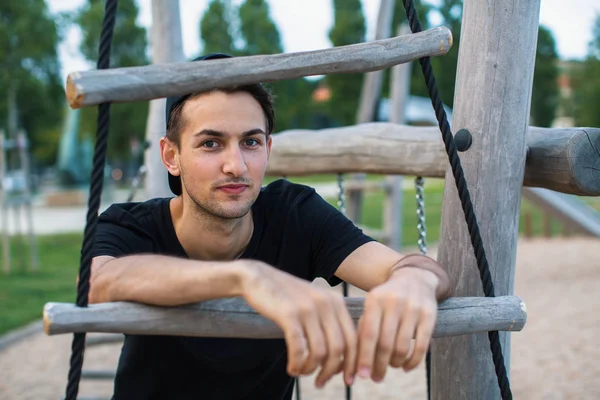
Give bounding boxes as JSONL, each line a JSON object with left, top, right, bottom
{"left": 165, "top": 84, "right": 275, "bottom": 147}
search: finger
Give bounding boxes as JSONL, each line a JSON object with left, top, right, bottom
{"left": 389, "top": 302, "right": 418, "bottom": 368}
{"left": 299, "top": 304, "right": 328, "bottom": 376}
{"left": 403, "top": 303, "right": 437, "bottom": 371}
{"left": 334, "top": 296, "right": 358, "bottom": 386}
{"left": 284, "top": 321, "right": 308, "bottom": 377}
{"left": 372, "top": 302, "right": 402, "bottom": 382}
{"left": 314, "top": 300, "right": 345, "bottom": 388}
{"left": 356, "top": 298, "right": 383, "bottom": 380}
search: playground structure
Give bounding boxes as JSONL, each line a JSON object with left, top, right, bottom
{"left": 38, "top": 1, "right": 600, "bottom": 400}
{"left": 0, "top": 129, "right": 38, "bottom": 274}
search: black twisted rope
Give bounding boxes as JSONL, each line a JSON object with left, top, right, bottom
{"left": 401, "top": 0, "right": 512, "bottom": 399}
{"left": 63, "top": 1, "right": 118, "bottom": 399}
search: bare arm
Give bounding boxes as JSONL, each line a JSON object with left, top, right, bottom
{"left": 89, "top": 254, "right": 358, "bottom": 388}
{"left": 89, "top": 255, "right": 247, "bottom": 305}
{"left": 334, "top": 241, "right": 452, "bottom": 301}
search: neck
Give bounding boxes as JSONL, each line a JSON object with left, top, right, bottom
{"left": 170, "top": 196, "right": 253, "bottom": 261}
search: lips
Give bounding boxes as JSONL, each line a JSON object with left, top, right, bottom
{"left": 217, "top": 184, "right": 248, "bottom": 195}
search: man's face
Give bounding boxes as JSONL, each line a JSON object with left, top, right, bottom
{"left": 163, "top": 90, "right": 272, "bottom": 219}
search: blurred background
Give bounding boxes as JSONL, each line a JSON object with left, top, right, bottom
{"left": 1, "top": 1, "right": 599, "bottom": 399}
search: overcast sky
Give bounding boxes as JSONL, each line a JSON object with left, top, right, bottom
{"left": 48, "top": 0, "right": 599, "bottom": 81}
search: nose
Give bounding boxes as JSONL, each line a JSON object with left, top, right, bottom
{"left": 222, "top": 145, "right": 248, "bottom": 177}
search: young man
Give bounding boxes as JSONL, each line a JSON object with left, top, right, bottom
{"left": 90, "top": 53, "right": 452, "bottom": 400}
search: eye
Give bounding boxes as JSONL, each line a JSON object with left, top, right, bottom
{"left": 201, "top": 140, "right": 219, "bottom": 149}
{"left": 243, "top": 138, "right": 260, "bottom": 147}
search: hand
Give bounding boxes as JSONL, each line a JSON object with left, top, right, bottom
{"left": 239, "top": 260, "right": 358, "bottom": 387}
{"left": 356, "top": 266, "right": 439, "bottom": 382}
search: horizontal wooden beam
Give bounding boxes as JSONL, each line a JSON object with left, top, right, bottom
{"left": 82, "top": 369, "right": 116, "bottom": 380}
{"left": 86, "top": 333, "right": 124, "bottom": 347}
{"left": 267, "top": 123, "right": 600, "bottom": 196}
{"left": 44, "top": 296, "right": 526, "bottom": 339}
{"left": 66, "top": 27, "right": 452, "bottom": 109}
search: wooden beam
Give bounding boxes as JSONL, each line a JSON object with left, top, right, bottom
{"left": 266, "top": 123, "right": 600, "bottom": 196}
{"left": 432, "top": 1, "right": 541, "bottom": 399}
{"left": 65, "top": 27, "right": 452, "bottom": 109}
{"left": 524, "top": 128, "right": 600, "bottom": 196}
{"left": 43, "top": 296, "right": 526, "bottom": 339}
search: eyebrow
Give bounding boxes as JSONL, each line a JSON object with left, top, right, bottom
{"left": 194, "top": 128, "right": 266, "bottom": 138}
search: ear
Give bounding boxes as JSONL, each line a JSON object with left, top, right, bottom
{"left": 266, "top": 135, "right": 273, "bottom": 160}
{"left": 160, "top": 137, "right": 180, "bottom": 177}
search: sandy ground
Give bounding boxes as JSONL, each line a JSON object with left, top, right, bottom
{"left": 1, "top": 237, "right": 599, "bottom": 400}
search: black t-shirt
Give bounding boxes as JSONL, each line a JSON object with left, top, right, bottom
{"left": 92, "top": 179, "right": 374, "bottom": 400}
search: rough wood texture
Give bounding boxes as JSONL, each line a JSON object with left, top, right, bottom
{"left": 144, "top": 0, "right": 186, "bottom": 199}
{"left": 525, "top": 128, "right": 600, "bottom": 196}
{"left": 266, "top": 123, "right": 600, "bottom": 196}
{"left": 432, "top": 1, "right": 541, "bottom": 399}
{"left": 44, "top": 296, "right": 526, "bottom": 339}
{"left": 65, "top": 27, "right": 452, "bottom": 108}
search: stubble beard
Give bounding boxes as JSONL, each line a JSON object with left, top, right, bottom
{"left": 187, "top": 188, "right": 257, "bottom": 221}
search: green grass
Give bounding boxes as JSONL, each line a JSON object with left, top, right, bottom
{"left": 0, "top": 233, "right": 81, "bottom": 335}
{"left": 0, "top": 177, "right": 592, "bottom": 335}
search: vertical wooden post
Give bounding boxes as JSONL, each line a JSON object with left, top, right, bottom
{"left": 346, "top": 0, "right": 395, "bottom": 223}
{"left": 0, "top": 132, "right": 10, "bottom": 274}
{"left": 144, "top": 0, "right": 185, "bottom": 199}
{"left": 384, "top": 24, "right": 412, "bottom": 250}
{"left": 431, "top": 1, "right": 541, "bottom": 399}
{"left": 17, "top": 130, "right": 38, "bottom": 271}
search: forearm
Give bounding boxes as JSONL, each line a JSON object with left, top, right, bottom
{"left": 388, "top": 254, "right": 453, "bottom": 301}
{"left": 89, "top": 255, "right": 249, "bottom": 305}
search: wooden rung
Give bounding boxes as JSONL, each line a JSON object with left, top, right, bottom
{"left": 86, "top": 333, "right": 124, "bottom": 347}
{"left": 81, "top": 369, "right": 116, "bottom": 380}
{"left": 43, "top": 296, "right": 526, "bottom": 339}
{"left": 65, "top": 27, "right": 452, "bottom": 109}
{"left": 267, "top": 123, "right": 600, "bottom": 197}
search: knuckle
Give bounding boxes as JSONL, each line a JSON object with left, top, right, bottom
{"left": 330, "top": 343, "right": 345, "bottom": 357}
{"left": 384, "top": 293, "right": 403, "bottom": 308}
{"left": 298, "top": 302, "right": 315, "bottom": 317}
{"left": 377, "top": 340, "right": 393, "bottom": 354}
{"left": 360, "top": 326, "right": 377, "bottom": 342}
{"left": 313, "top": 346, "right": 327, "bottom": 362}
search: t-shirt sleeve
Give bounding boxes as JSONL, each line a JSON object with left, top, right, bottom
{"left": 91, "top": 205, "right": 155, "bottom": 258}
{"left": 303, "top": 190, "right": 376, "bottom": 286}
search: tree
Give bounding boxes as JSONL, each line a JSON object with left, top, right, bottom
{"left": 200, "top": 0, "right": 236, "bottom": 55}
{"left": 0, "top": 1, "right": 64, "bottom": 166}
{"left": 531, "top": 25, "right": 559, "bottom": 127}
{"left": 238, "top": 0, "right": 283, "bottom": 55}
{"left": 572, "top": 13, "right": 600, "bottom": 127}
{"left": 75, "top": 0, "right": 149, "bottom": 165}
{"left": 325, "top": 0, "right": 366, "bottom": 126}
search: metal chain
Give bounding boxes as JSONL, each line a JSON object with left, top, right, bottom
{"left": 415, "top": 175, "right": 432, "bottom": 400}
{"left": 337, "top": 173, "right": 351, "bottom": 400}
{"left": 415, "top": 176, "right": 427, "bottom": 255}
{"left": 337, "top": 174, "right": 347, "bottom": 216}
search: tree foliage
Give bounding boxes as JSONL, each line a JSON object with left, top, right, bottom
{"left": 75, "top": 0, "right": 149, "bottom": 163}
{"left": 0, "top": 0, "right": 64, "bottom": 166}
{"left": 200, "top": 0, "right": 236, "bottom": 56}
{"left": 324, "top": 0, "right": 366, "bottom": 126}
{"left": 571, "top": 13, "right": 600, "bottom": 127}
{"left": 531, "top": 25, "right": 559, "bottom": 127}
